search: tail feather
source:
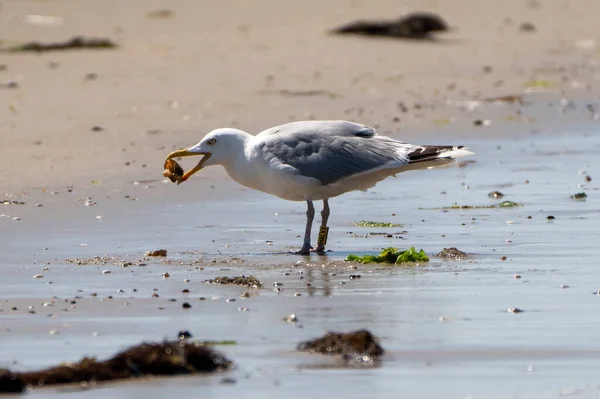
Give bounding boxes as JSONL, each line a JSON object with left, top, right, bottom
{"left": 408, "top": 145, "right": 473, "bottom": 163}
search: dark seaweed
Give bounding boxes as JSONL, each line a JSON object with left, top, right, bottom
{"left": 0, "top": 341, "right": 231, "bottom": 394}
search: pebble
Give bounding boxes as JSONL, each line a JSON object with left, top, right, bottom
{"left": 508, "top": 307, "right": 523, "bottom": 313}
{"left": 240, "top": 292, "right": 250, "bottom": 298}
{"left": 514, "top": 274, "right": 522, "bottom": 279}
{"left": 182, "top": 302, "right": 191, "bottom": 309}
{"left": 33, "top": 274, "right": 43, "bottom": 279}
{"left": 238, "top": 307, "right": 249, "bottom": 312}
{"left": 102, "top": 270, "right": 111, "bottom": 274}
{"left": 284, "top": 314, "right": 298, "bottom": 323}
{"left": 560, "top": 285, "right": 570, "bottom": 289}
{"left": 226, "top": 298, "right": 236, "bottom": 302}
{"left": 162, "top": 272, "right": 170, "bottom": 279}
{"left": 294, "top": 292, "right": 302, "bottom": 297}
{"left": 178, "top": 329, "right": 193, "bottom": 339}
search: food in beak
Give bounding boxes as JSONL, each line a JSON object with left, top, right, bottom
{"left": 163, "top": 159, "right": 185, "bottom": 183}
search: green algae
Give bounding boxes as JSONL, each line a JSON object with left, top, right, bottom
{"left": 346, "top": 247, "right": 429, "bottom": 264}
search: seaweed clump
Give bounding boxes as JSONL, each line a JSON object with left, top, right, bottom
{"left": 570, "top": 192, "right": 587, "bottom": 201}
{"left": 6, "top": 36, "right": 117, "bottom": 53}
{"left": 297, "top": 329, "right": 384, "bottom": 366}
{"left": 346, "top": 247, "right": 429, "bottom": 264}
{"left": 204, "top": 275, "right": 263, "bottom": 289}
{"left": 145, "top": 249, "right": 167, "bottom": 257}
{"left": 0, "top": 341, "right": 232, "bottom": 394}
{"left": 435, "top": 247, "right": 469, "bottom": 260}
{"left": 331, "top": 12, "right": 449, "bottom": 40}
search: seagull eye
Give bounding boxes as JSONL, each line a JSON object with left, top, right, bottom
{"left": 207, "top": 138, "right": 217, "bottom": 145}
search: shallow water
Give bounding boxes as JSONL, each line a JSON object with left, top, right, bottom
{"left": 1, "top": 124, "right": 599, "bottom": 398}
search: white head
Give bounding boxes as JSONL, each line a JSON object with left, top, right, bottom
{"left": 164, "top": 128, "right": 248, "bottom": 183}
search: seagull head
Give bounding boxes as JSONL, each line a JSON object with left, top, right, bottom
{"left": 164, "top": 128, "right": 248, "bottom": 184}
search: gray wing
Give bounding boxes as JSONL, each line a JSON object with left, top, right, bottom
{"left": 256, "top": 120, "right": 413, "bottom": 186}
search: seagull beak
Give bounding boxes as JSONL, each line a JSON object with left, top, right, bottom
{"left": 165, "top": 148, "right": 212, "bottom": 184}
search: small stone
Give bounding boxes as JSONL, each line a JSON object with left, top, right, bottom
{"left": 162, "top": 272, "right": 170, "bottom": 279}
{"left": 240, "top": 292, "right": 250, "bottom": 298}
{"left": 182, "top": 302, "right": 191, "bottom": 309}
{"left": 238, "top": 307, "right": 249, "bottom": 312}
{"left": 33, "top": 274, "right": 43, "bottom": 279}
{"left": 349, "top": 274, "right": 361, "bottom": 279}
{"left": 501, "top": 256, "right": 507, "bottom": 261}
{"left": 519, "top": 22, "right": 536, "bottom": 32}
{"left": 146, "top": 249, "right": 167, "bottom": 257}
{"left": 546, "top": 215, "right": 555, "bottom": 220}
{"left": 488, "top": 191, "right": 504, "bottom": 199}
{"left": 178, "top": 329, "right": 193, "bottom": 339}
{"left": 91, "top": 126, "right": 104, "bottom": 132}
{"left": 473, "top": 119, "right": 491, "bottom": 127}
{"left": 560, "top": 285, "right": 570, "bottom": 289}
{"left": 284, "top": 314, "right": 298, "bottom": 323}
{"left": 508, "top": 307, "right": 523, "bottom": 313}
{"left": 226, "top": 298, "right": 236, "bottom": 302}
{"left": 294, "top": 292, "right": 302, "bottom": 297}
{"left": 514, "top": 274, "right": 522, "bottom": 279}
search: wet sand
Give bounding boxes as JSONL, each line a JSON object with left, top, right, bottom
{"left": 2, "top": 123, "right": 600, "bottom": 397}
{"left": 1, "top": 0, "right": 600, "bottom": 397}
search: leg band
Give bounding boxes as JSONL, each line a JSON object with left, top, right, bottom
{"left": 317, "top": 226, "right": 329, "bottom": 246}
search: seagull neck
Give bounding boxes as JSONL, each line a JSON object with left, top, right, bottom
{"left": 220, "top": 131, "right": 252, "bottom": 170}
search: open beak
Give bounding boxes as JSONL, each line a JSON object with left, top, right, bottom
{"left": 165, "top": 148, "right": 211, "bottom": 184}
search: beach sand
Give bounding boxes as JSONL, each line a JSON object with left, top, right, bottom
{"left": 1, "top": 0, "right": 599, "bottom": 191}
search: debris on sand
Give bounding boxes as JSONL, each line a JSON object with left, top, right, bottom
{"left": 331, "top": 12, "right": 449, "bottom": 40}
{"left": 146, "top": 249, "right": 167, "bottom": 257}
{"left": 4, "top": 36, "right": 118, "bottom": 53}
{"left": 570, "top": 192, "right": 587, "bottom": 201}
{"left": 488, "top": 191, "right": 505, "bottom": 199}
{"left": 481, "top": 94, "right": 524, "bottom": 104}
{"left": 498, "top": 201, "right": 520, "bottom": 208}
{"left": 297, "top": 329, "right": 384, "bottom": 366}
{"left": 435, "top": 247, "right": 469, "bottom": 260}
{"left": 163, "top": 159, "right": 184, "bottom": 183}
{"left": 204, "top": 276, "right": 263, "bottom": 289}
{"left": 353, "top": 220, "right": 402, "bottom": 228}
{"left": 146, "top": 9, "right": 174, "bottom": 19}
{"left": 0, "top": 341, "right": 232, "bottom": 394}
{"left": 258, "top": 89, "right": 339, "bottom": 99}
{"left": 0, "top": 369, "right": 24, "bottom": 393}
{"left": 425, "top": 201, "right": 522, "bottom": 210}
{"left": 346, "top": 247, "right": 429, "bottom": 264}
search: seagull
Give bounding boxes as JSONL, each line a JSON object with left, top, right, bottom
{"left": 164, "top": 120, "right": 473, "bottom": 255}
